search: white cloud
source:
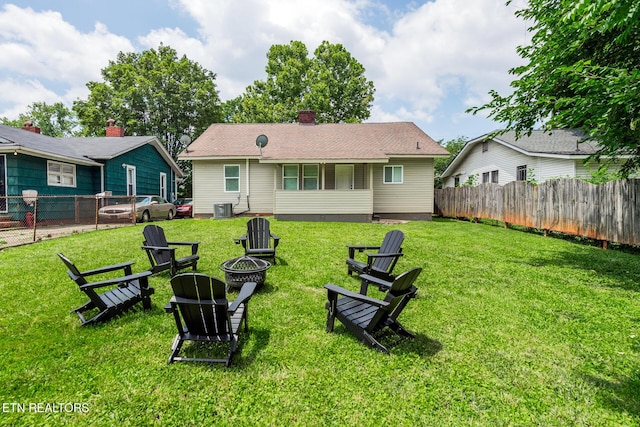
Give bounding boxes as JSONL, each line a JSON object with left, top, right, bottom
{"left": 374, "top": 0, "right": 528, "bottom": 113}
{"left": 0, "top": 5, "right": 133, "bottom": 82}
{"left": 0, "top": 0, "right": 530, "bottom": 140}
{"left": 162, "top": 0, "right": 389, "bottom": 100}
{"left": 0, "top": 4, "right": 134, "bottom": 116}
{"left": 163, "top": 0, "right": 528, "bottom": 130}
{"left": 0, "top": 78, "right": 61, "bottom": 118}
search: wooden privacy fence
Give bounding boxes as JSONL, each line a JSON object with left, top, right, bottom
{"left": 434, "top": 178, "right": 640, "bottom": 247}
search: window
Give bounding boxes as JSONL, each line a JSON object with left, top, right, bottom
{"left": 482, "top": 171, "right": 498, "bottom": 184}
{"left": 302, "top": 164, "right": 319, "bottom": 190}
{"left": 48, "top": 161, "right": 76, "bottom": 187}
{"left": 159, "top": 172, "right": 167, "bottom": 199}
{"left": 454, "top": 176, "right": 460, "bottom": 187}
{"left": 517, "top": 165, "right": 527, "bottom": 181}
{"left": 482, "top": 141, "right": 488, "bottom": 152}
{"left": 224, "top": 165, "right": 240, "bottom": 192}
{"left": 383, "top": 165, "right": 403, "bottom": 184}
{"left": 126, "top": 166, "right": 136, "bottom": 195}
{"left": 283, "top": 164, "right": 299, "bottom": 190}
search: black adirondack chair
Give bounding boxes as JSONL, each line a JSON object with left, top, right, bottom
{"left": 235, "top": 217, "right": 280, "bottom": 263}
{"left": 324, "top": 267, "right": 421, "bottom": 354}
{"left": 58, "top": 253, "right": 154, "bottom": 326}
{"left": 346, "top": 230, "right": 404, "bottom": 281}
{"left": 142, "top": 224, "right": 199, "bottom": 276}
{"left": 165, "top": 273, "right": 257, "bottom": 366}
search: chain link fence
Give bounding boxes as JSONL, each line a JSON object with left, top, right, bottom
{"left": 0, "top": 195, "right": 136, "bottom": 249}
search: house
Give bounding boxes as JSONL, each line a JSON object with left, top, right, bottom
{"left": 440, "top": 129, "right": 612, "bottom": 187}
{"left": 0, "top": 120, "right": 182, "bottom": 217}
{"left": 178, "top": 110, "right": 449, "bottom": 222}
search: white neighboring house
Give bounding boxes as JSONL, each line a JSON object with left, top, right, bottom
{"left": 440, "top": 129, "right": 613, "bottom": 187}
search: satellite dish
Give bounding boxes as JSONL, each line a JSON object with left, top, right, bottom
{"left": 256, "top": 134, "right": 268, "bottom": 148}
{"left": 256, "top": 134, "right": 268, "bottom": 157}
{"left": 180, "top": 135, "right": 192, "bottom": 153}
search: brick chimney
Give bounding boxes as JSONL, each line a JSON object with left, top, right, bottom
{"left": 106, "top": 118, "right": 125, "bottom": 137}
{"left": 21, "top": 121, "right": 41, "bottom": 134}
{"left": 298, "top": 110, "right": 316, "bottom": 125}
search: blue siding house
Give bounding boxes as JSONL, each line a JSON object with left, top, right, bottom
{"left": 0, "top": 121, "right": 183, "bottom": 217}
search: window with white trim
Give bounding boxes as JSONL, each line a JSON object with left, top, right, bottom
{"left": 302, "top": 164, "right": 319, "bottom": 190}
{"left": 482, "top": 170, "right": 499, "bottom": 184}
{"left": 159, "top": 172, "right": 167, "bottom": 199}
{"left": 517, "top": 165, "right": 527, "bottom": 181}
{"left": 283, "top": 164, "right": 299, "bottom": 190}
{"left": 383, "top": 165, "right": 403, "bottom": 184}
{"left": 126, "top": 166, "right": 136, "bottom": 195}
{"left": 47, "top": 161, "right": 76, "bottom": 187}
{"left": 224, "top": 165, "right": 240, "bottom": 192}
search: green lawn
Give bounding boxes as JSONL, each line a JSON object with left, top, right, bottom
{"left": 1, "top": 217, "right": 639, "bottom": 426}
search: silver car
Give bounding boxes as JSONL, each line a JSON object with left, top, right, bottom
{"left": 98, "top": 195, "right": 175, "bottom": 223}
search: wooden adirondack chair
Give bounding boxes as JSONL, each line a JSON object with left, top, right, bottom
{"left": 58, "top": 253, "right": 154, "bottom": 326}
{"left": 346, "top": 230, "right": 404, "bottom": 281}
{"left": 235, "top": 218, "right": 280, "bottom": 263}
{"left": 324, "top": 267, "right": 421, "bottom": 354}
{"left": 165, "top": 273, "right": 257, "bottom": 366}
{"left": 142, "top": 224, "right": 199, "bottom": 276}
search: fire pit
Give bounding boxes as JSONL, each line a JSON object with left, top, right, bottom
{"left": 219, "top": 256, "right": 271, "bottom": 290}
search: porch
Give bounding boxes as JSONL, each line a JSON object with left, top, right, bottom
{"left": 273, "top": 189, "right": 373, "bottom": 222}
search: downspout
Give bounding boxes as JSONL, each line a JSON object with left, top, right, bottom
{"left": 369, "top": 163, "right": 375, "bottom": 219}
{"left": 172, "top": 168, "right": 177, "bottom": 202}
{"left": 246, "top": 158, "right": 251, "bottom": 212}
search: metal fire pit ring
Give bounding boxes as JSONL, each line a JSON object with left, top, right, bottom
{"left": 219, "top": 256, "right": 271, "bottom": 290}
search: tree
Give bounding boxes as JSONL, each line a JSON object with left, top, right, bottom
{"left": 468, "top": 0, "right": 640, "bottom": 176}
{"left": 73, "top": 44, "right": 222, "bottom": 160}
{"left": 230, "top": 40, "right": 375, "bottom": 123}
{"left": 306, "top": 41, "right": 376, "bottom": 123}
{"left": 2, "top": 102, "right": 79, "bottom": 137}
{"left": 434, "top": 136, "right": 467, "bottom": 188}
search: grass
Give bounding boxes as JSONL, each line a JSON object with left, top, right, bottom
{"left": 1, "top": 217, "right": 639, "bottom": 426}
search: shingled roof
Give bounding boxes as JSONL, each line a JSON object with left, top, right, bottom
{"left": 492, "top": 129, "right": 601, "bottom": 155}
{"left": 0, "top": 123, "right": 182, "bottom": 176}
{"left": 440, "top": 128, "right": 603, "bottom": 179}
{"left": 179, "top": 121, "right": 449, "bottom": 162}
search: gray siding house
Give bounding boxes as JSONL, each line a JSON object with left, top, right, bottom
{"left": 440, "top": 129, "right": 618, "bottom": 187}
{"left": 179, "top": 111, "right": 449, "bottom": 222}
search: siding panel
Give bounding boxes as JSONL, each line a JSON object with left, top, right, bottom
{"left": 274, "top": 190, "right": 372, "bottom": 214}
{"left": 373, "top": 158, "right": 434, "bottom": 213}
{"left": 192, "top": 159, "right": 275, "bottom": 215}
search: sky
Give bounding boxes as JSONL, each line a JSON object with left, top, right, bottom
{"left": 0, "top": 0, "right": 530, "bottom": 143}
